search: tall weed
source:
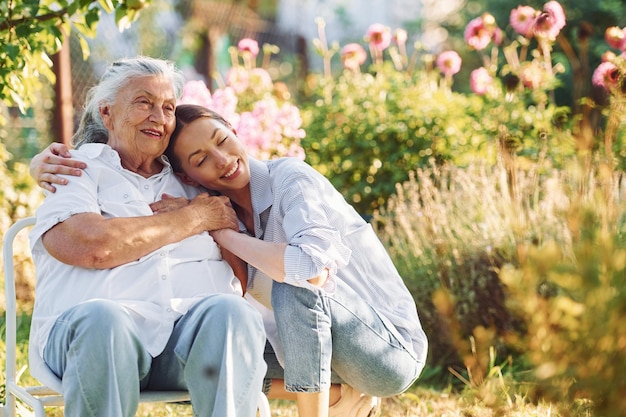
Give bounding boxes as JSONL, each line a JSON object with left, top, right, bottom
{"left": 374, "top": 156, "right": 626, "bottom": 414}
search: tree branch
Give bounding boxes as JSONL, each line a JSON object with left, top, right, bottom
{"left": 0, "top": 8, "right": 72, "bottom": 32}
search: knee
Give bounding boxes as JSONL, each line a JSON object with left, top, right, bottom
{"left": 199, "top": 295, "right": 264, "bottom": 336}
{"left": 370, "top": 360, "right": 423, "bottom": 397}
{"left": 65, "top": 300, "right": 136, "bottom": 339}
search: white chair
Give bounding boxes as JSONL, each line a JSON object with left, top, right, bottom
{"left": 3, "top": 216, "right": 271, "bottom": 417}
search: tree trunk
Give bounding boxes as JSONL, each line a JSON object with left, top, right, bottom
{"left": 51, "top": 35, "right": 73, "bottom": 146}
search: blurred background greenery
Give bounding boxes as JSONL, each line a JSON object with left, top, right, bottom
{"left": 2, "top": 0, "right": 626, "bottom": 416}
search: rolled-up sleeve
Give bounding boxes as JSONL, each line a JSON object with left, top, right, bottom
{"left": 277, "top": 170, "right": 352, "bottom": 288}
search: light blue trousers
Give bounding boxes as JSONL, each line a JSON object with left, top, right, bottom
{"left": 43, "top": 295, "right": 267, "bottom": 417}
{"left": 268, "top": 279, "right": 425, "bottom": 395}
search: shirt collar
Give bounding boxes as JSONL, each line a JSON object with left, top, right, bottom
{"left": 248, "top": 158, "right": 273, "bottom": 217}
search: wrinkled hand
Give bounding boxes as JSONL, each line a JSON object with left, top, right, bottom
{"left": 30, "top": 142, "right": 86, "bottom": 192}
{"left": 188, "top": 194, "right": 239, "bottom": 231}
{"left": 150, "top": 193, "right": 190, "bottom": 214}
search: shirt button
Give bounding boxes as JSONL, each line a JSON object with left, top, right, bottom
{"left": 123, "top": 194, "right": 129, "bottom": 198}
{"left": 160, "top": 252, "right": 166, "bottom": 257}
{"left": 144, "top": 185, "right": 149, "bottom": 190}
{"left": 161, "top": 275, "right": 166, "bottom": 280}
{"left": 166, "top": 308, "right": 172, "bottom": 312}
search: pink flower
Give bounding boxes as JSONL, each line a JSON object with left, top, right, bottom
{"left": 225, "top": 66, "right": 250, "bottom": 95}
{"left": 510, "top": 5, "right": 538, "bottom": 37}
{"left": 179, "top": 80, "right": 213, "bottom": 108}
{"left": 341, "top": 43, "right": 367, "bottom": 70}
{"left": 605, "top": 26, "right": 626, "bottom": 50}
{"left": 208, "top": 87, "right": 240, "bottom": 126}
{"left": 436, "top": 50, "right": 462, "bottom": 76}
{"left": 533, "top": 1, "right": 566, "bottom": 40}
{"left": 602, "top": 50, "right": 617, "bottom": 63}
{"left": 249, "top": 68, "right": 273, "bottom": 93}
{"left": 492, "top": 27, "right": 503, "bottom": 46}
{"left": 238, "top": 38, "right": 260, "bottom": 57}
{"left": 393, "top": 28, "right": 408, "bottom": 46}
{"left": 592, "top": 62, "right": 620, "bottom": 90}
{"left": 365, "top": 23, "right": 392, "bottom": 51}
{"left": 470, "top": 67, "right": 493, "bottom": 95}
{"left": 464, "top": 17, "right": 492, "bottom": 51}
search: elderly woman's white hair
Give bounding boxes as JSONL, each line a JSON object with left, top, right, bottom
{"left": 73, "top": 56, "right": 185, "bottom": 148}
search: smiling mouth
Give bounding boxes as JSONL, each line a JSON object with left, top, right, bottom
{"left": 222, "top": 160, "right": 239, "bottom": 179}
{"left": 142, "top": 129, "right": 162, "bottom": 138}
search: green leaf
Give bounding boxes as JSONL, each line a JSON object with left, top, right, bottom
{"left": 98, "top": 0, "right": 115, "bottom": 13}
{"left": 48, "top": 25, "right": 63, "bottom": 43}
{"left": 15, "top": 23, "right": 35, "bottom": 38}
{"left": 2, "top": 44, "right": 20, "bottom": 60}
{"left": 77, "top": 33, "right": 91, "bottom": 61}
{"left": 9, "top": 88, "right": 26, "bottom": 114}
{"left": 67, "top": 1, "right": 79, "bottom": 16}
{"left": 115, "top": 6, "right": 136, "bottom": 31}
{"left": 22, "top": 0, "right": 40, "bottom": 15}
{"left": 85, "top": 6, "right": 101, "bottom": 32}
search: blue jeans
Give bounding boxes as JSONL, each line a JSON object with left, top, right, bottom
{"left": 43, "top": 296, "right": 267, "bottom": 417}
{"left": 269, "top": 279, "right": 424, "bottom": 395}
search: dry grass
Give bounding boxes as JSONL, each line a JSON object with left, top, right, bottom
{"left": 5, "top": 383, "right": 587, "bottom": 417}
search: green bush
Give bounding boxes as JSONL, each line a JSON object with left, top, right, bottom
{"left": 299, "top": 16, "right": 578, "bottom": 215}
{"left": 301, "top": 64, "right": 486, "bottom": 214}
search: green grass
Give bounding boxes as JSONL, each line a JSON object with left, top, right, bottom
{"left": 1, "top": 311, "right": 596, "bottom": 417}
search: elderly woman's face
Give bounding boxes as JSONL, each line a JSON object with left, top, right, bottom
{"left": 101, "top": 75, "right": 177, "bottom": 161}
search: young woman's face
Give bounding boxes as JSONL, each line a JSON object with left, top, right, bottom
{"left": 173, "top": 117, "right": 250, "bottom": 193}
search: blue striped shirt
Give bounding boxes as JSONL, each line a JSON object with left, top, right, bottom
{"left": 244, "top": 157, "right": 427, "bottom": 361}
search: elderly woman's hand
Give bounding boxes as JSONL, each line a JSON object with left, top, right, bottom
{"left": 187, "top": 194, "right": 239, "bottom": 232}
{"left": 150, "top": 193, "right": 190, "bottom": 214}
{"left": 30, "top": 143, "right": 86, "bottom": 192}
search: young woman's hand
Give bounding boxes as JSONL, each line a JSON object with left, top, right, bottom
{"left": 30, "top": 142, "right": 86, "bottom": 192}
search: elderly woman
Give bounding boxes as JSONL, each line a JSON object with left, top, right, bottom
{"left": 28, "top": 57, "right": 266, "bottom": 417}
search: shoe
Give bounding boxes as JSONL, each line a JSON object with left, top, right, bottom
{"left": 329, "top": 384, "right": 381, "bottom": 417}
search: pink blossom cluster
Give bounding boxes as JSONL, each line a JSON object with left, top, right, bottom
{"left": 463, "top": 1, "right": 567, "bottom": 95}
{"left": 179, "top": 38, "right": 306, "bottom": 160}
{"left": 510, "top": 1, "right": 566, "bottom": 40}
{"left": 592, "top": 26, "right": 626, "bottom": 91}
{"left": 225, "top": 66, "right": 273, "bottom": 95}
{"left": 464, "top": 13, "right": 502, "bottom": 51}
{"left": 338, "top": 24, "right": 409, "bottom": 71}
{"left": 237, "top": 99, "right": 306, "bottom": 161}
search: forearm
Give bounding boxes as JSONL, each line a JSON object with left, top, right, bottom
{"left": 43, "top": 206, "right": 209, "bottom": 269}
{"left": 211, "top": 229, "right": 331, "bottom": 286}
{"left": 210, "top": 229, "right": 288, "bottom": 282}
{"left": 221, "top": 248, "right": 248, "bottom": 293}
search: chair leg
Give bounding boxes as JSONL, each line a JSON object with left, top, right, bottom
{"left": 257, "top": 392, "right": 271, "bottom": 417}
{"left": 4, "top": 395, "right": 16, "bottom": 417}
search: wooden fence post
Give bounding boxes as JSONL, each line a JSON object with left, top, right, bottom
{"left": 51, "top": 35, "right": 73, "bottom": 146}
